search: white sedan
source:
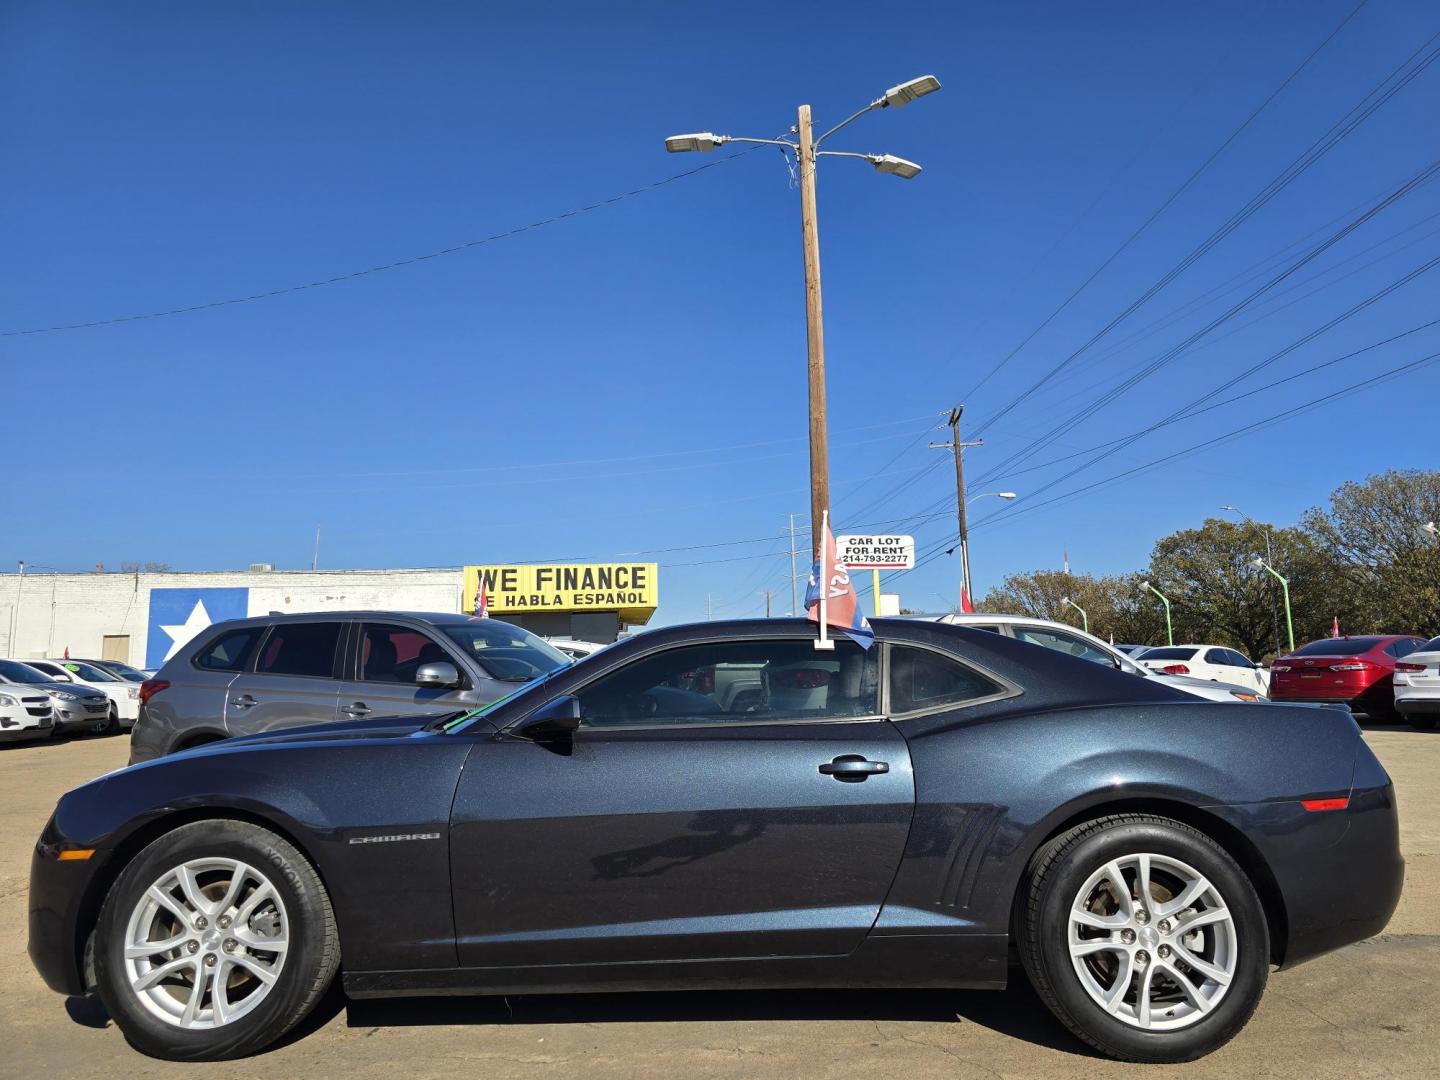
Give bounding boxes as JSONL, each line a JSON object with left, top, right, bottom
{"left": 1393, "top": 634, "right": 1440, "bottom": 731}
{"left": 1136, "top": 644, "right": 1270, "bottom": 694}
{"left": 21, "top": 658, "right": 140, "bottom": 730}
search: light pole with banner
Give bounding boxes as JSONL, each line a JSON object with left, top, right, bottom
{"left": 665, "top": 76, "right": 941, "bottom": 546}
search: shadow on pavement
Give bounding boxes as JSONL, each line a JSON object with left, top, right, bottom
{"left": 343, "top": 978, "right": 1091, "bottom": 1057}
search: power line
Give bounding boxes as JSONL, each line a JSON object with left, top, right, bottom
{"left": 1, "top": 147, "right": 766, "bottom": 338}
{"left": 970, "top": 27, "right": 1440, "bottom": 440}
{"left": 979, "top": 154, "right": 1440, "bottom": 481}
{"left": 960, "top": 0, "right": 1374, "bottom": 404}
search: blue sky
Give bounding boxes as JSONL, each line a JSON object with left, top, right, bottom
{"left": 2, "top": 0, "right": 1436, "bottom": 624}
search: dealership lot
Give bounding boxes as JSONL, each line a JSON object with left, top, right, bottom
{"left": 1, "top": 728, "right": 1436, "bottom": 1080}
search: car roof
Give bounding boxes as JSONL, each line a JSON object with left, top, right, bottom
{"left": 200, "top": 610, "right": 488, "bottom": 629}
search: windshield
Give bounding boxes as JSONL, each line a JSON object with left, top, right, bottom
{"left": 434, "top": 668, "right": 558, "bottom": 733}
{"left": 1421, "top": 637, "right": 1440, "bottom": 653}
{"left": 106, "top": 663, "right": 148, "bottom": 681}
{"left": 0, "top": 660, "right": 56, "bottom": 684}
{"left": 441, "top": 621, "right": 570, "bottom": 682}
{"left": 62, "top": 661, "right": 119, "bottom": 682}
{"left": 1138, "top": 647, "right": 1199, "bottom": 661}
{"left": 1294, "top": 638, "right": 1385, "bottom": 656}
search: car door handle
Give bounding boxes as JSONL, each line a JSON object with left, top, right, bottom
{"left": 818, "top": 755, "right": 889, "bottom": 781}
{"left": 343, "top": 702, "right": 372, "bottom": 718}
{"left": 232, "top": 695, "right": 257, "bottom": 710}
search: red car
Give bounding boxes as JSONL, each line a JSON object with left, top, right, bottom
{"left": 1270, "top": 634, "right": 1427, "bottom": 717}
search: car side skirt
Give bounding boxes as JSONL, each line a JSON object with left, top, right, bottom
{"left": 343, "top": 933, "right": 1009, "bottom": 998}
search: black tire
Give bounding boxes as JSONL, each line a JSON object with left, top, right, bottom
{"left": 103, "top": 704, "right": 122, "bottom": 736}
{"left": 94, "top": 819, "right": 339, "bottom": 1060}
{"left": 1016, "top": 814, "right": 1269, "bottom": 1063}
{"left": 1406, "top": 715, "right": 1437, "bottom": 731}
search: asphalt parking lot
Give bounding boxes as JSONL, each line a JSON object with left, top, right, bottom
{"left": 1, "top": 726, "right": 1436, "bottom": 1080}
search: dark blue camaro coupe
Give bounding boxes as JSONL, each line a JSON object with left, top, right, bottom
{"left": 29, "top": 618, "right": 1401, "bottom": 1062}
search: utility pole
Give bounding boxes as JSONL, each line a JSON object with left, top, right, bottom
{"left": 797, "top": 104, "right": 829, "bottom": 543}
{"left": 931, "top": 407, "right": 983, "bottom": 610}
{"left": 312, "top": 524, "right": 321, "bottom": 572}
{"left": 788, "top": 513, "right": 799, "bottom": 615}
{"left": 705, "top": 593, "right": 713, "bottom": 620}
{"left": 764, "top": 590, "right": 772, "bottom": 618}
{"left": 665, "top": 76, "right": 940, "bottom": 553}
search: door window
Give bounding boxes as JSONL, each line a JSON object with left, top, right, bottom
{"left": 1204, "top": 648, "right": 1230, "bottom": 666}
{"left": 888, "top": 646, "right": 1004, "bottom": 714}
{"left": 193, "top": 627, "right": 262, "bottom": 672}
{"left": 1387, "top": 639, "right": 1421, "bottom": 658}
{"left": 1225, "top": 650, "right": 1254, "bottom": 668}
{"left": 359, "top": 623, "right": 446, "bottom": 684}
{"left": 254, "top": 622, "right": 342, "bottom": 678}
{"left": 576, "top": 638, "right": 878, "bottom": 727}
{"left": 1012, "top": 626, "right": 1117, "bottom": 667}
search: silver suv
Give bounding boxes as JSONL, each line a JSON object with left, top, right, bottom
{"left": 129, "top": 611, "right": 570, "bottom": 763}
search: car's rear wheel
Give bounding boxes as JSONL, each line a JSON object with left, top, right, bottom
{"left": 94, "top": 819, "right": 339, "bottom": 1060}
{"left": 104, "top": 704, "right": 121, "bottom": 736}
{"left": 1017, "top": 814, "right": 1268, "bottom": 1062}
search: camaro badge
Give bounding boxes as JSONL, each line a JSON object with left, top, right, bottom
{"left": 348, "top": 832, "right": 441, "bottom": 845}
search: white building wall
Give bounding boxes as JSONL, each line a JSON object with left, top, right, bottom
{"left": 0, "top": 568, "right": 463, "bottom": 668}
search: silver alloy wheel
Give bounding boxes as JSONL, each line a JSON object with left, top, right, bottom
{"left": 122, "top": 857, "right": 290, "bottom": 1029}
{"left": 1067, "top": 852, "right": 1237, "bottom": 1031}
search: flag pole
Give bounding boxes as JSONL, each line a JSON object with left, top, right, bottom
{"left": 815, "top": 510, "right": 834, "bottom": 651}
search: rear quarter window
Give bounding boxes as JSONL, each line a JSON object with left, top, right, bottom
{"left": 192, "top": 627, "right": 263, "bottom": 672}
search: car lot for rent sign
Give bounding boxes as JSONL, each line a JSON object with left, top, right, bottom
{"left": 834, "top": 535, "right": 915, "bottom": 570}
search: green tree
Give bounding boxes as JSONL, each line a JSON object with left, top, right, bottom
{"left": 1302, "top": 469, "right": 1440, "bottom": 637}
{"left": 1144, "top": 518, "right": 1344, "bottom": 659}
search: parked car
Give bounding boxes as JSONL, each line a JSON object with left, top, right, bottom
{"left": 22, "top": 658, "right": 139, "bottom": 732}
{"left": 30, "top": 617, "right": 1400, "bottom": 1063}
{"left": 1390, "top": 634, "right": 1440, "bottom": 730}
{"left": 130, "top": 611, "right": 571, "bottom": 763}
{"left": 911, "top": 614, "right": 1265, "bottom": 702}
{"left": 1270, "top": 635, "right": 1426, "bottom": 718}
{"left": 0, "top": 677, "right": 54, "bottom": 742}
{"left": 1135, "top": 645, "right": 1269, "bottom": 695}
{"left": 77, "top": 659, "right": 152, "bottom": 683}
{"left": 544, "top": 636, "right": 609, "bottom": 660}
{"left": 0, "top": 659, "right": 109, "bottom": 734}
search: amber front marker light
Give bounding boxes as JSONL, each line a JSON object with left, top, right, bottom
{"left": 57, "top": 848, "right": 95, "bottom": 861}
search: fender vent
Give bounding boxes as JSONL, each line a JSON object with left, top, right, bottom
{"left": 937, "top": 805, "right": 1006, "bottom": 910}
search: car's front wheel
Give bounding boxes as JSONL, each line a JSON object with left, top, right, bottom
{"left": 94, "top": 819, "right": 339, "bottom": 1060}
{"left": 1017, "top": 814, "right": 1269, "bottom": 1062}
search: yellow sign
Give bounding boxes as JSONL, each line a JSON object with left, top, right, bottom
{"left": 463, "top": 563, "right": 659, "bottom": 624}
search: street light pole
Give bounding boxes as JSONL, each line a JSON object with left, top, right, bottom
{"left": 1140, "top": 580, "right": 1174, "bottom": 646}
{"left": 1062, "top": 596, "right": 1089, "bottom": 633}
{"left": 797, "top": 104, "right": 829, "bottom": 541}
{"left": 665, "top": 76, "right": 940, "bottom": 547}
{"left": 1253, "top": 558, "right": 1295, "bottom": 654}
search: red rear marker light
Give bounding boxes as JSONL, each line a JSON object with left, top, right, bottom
{"left": 1301, "top": 797, "right": 1349, "bottom": 812}
{"left": 1161, "top": 664, "right": 1190, "bottom": 675}
{"left": 1395, "top": 662, "right": 1425, "bottom": 672}
{"left": 138, "top": 679, "right": 171, "bottom": 705}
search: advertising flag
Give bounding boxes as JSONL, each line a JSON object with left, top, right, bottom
{"left": 475, "top": 578, "right": 489, "bottom": 619}
{"left": 1332, "top": 615, "right": 1340, "bottom": 638}
{"left": 960, "top": 583, "right": 975, "bottom": 614}
{"left": 805, "top": 512, "right": 874, "bottom": 649}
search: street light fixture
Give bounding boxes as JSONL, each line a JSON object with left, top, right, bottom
{"left": 1251, "top": 556, "right": 1295, "bottom": 654}
{"left": 880, "top": 75, "right": 943, "bottom": 108}
{"left": 1061, "top": 596, "right": 1089, "bottom": 633}
{"left": 1139, "top": 580, "right": 1174, "bottom": 646}
{"left": 665, "top": 75, "right": 941, "bottom": 545}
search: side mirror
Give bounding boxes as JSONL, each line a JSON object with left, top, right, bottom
{"left": 415, "top": 661, "right": 462, "bottom": 689}
{"left": 517, "top": 695, "right": 582, "bottom": 741}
